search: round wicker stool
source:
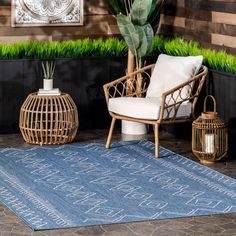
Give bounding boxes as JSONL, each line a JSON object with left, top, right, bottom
{"left": 19, "top": 92, "right": 78, "bottom": 145}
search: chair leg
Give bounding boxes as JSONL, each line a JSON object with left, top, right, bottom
{"left": 106, "top": 117, "right": 116, "bottom": 149}
{"left": 154, "top": 124, "right": 159, "bottom": 159}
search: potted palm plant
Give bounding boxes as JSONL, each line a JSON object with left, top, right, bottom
{"left": 107, "top": 0, "right": 165, "bottom": 135}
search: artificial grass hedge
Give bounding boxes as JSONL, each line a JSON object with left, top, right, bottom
{"left": 0, "top": 36, "right": 236, "bottom": 74}
{"left": 0, "top": 38, "right": 128, "bottom": 59}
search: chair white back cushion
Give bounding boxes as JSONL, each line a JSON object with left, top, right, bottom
{"left": 146, "top": 54, "right": 203, "bottom": 99}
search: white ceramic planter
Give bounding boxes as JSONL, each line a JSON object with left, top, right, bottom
{"left": 121, "top": 120, "right": 147, "bottom": 135}
{"left": 43, "top": 79, "right": 53, "bottom": 90}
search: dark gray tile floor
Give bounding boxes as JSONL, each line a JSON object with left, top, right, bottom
{"left": 0, "top": 129, "right": 236, "bottom": 236}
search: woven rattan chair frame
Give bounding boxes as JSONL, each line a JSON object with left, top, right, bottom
{"left": 103, "top": 64, "right": 208, "bottom": 158}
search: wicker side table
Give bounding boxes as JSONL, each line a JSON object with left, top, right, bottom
{"left": 19, "top": 92, "right": 78, "bottom": 145}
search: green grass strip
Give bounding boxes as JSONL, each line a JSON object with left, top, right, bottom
{"left": 0, "top": 36, "right": 236, "bottom": 74}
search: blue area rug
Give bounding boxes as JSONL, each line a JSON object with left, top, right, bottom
{"left": 0, "top": 140, "right": 235, "bottom": 230}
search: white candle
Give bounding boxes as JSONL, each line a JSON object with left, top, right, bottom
{"left": 205, "top": 134, "right": 214, "bottom": 154}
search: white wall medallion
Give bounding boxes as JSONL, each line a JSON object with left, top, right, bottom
{"left": 11, "top": 0, "right": 83, "bottom": 27}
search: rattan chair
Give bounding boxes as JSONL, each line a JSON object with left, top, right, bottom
{"left": 103, "top": 63, "right": 208, "bottom": 158}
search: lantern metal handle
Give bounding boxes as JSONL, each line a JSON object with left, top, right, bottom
{"left": 204, "top": 95, "right": 216, "bottom": 113}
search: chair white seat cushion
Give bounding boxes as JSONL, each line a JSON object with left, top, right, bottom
{"left": 108, "top": 97, "right": 192, "bottom": 120}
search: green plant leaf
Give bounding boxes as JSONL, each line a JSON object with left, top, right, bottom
{"left": 135, "top": 25, "right": 148, "bottom": 60}
{"left": 149, "top": 0, "right": 158, "bottom": 17}
{"left": 117, "top": 13, "right": 139, "bottom": 56}
{"left": 42, "top": 61, "right": 46, "bottom": 79}
{"left": 131, "top": 0, "right": 152, "bottom": 26}
{"left": 143, "top": 23, "right": 154, "bottom": 51}
{"left": 106, "top": 0, "right": 128, "bottom": 15}
{"left": 135, "top": 24, "right": 154, "bottom": 66}
{"left": 148, "top": 0, "right": 165, "bottom": 33}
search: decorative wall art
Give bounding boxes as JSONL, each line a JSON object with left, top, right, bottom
{"left": 11, "top": 0, "right": 83, "bottom": 27}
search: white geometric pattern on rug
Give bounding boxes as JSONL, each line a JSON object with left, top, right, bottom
{"left": 0, "top": 140, "right": 235, "bottom": 230}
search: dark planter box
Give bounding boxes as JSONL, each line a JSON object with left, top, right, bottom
{"left": 207, "top": 69, "right": 236, "bottom": 158}
{"left": 0, "top": 57, "right": 127, "bottom": 133}
{"left": 1, "top": 58, "right": 235, "bottom": 157}
{"left": 0, "top": 60, "right": 41, "bottom": 133}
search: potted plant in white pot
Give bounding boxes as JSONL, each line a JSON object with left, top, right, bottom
{"left": 42, "top": 60, "right": 56, "bottom": 90}
{"left": 108, "top": 0, "right": 165, "bottom": 135}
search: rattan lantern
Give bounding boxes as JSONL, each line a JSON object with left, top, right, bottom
{"left": 192, "top": 95, "right": 228, "bottom": 164}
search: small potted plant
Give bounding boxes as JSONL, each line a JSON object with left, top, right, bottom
{"left": 42, "top": 60, "right": 56, "bottom": 90}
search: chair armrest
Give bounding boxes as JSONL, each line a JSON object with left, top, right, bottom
{"left": 103, "top": 64, "right": 155, "bottom": 106}
{"left": 159, "top": 65, "right": 208, "bottom": 122}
